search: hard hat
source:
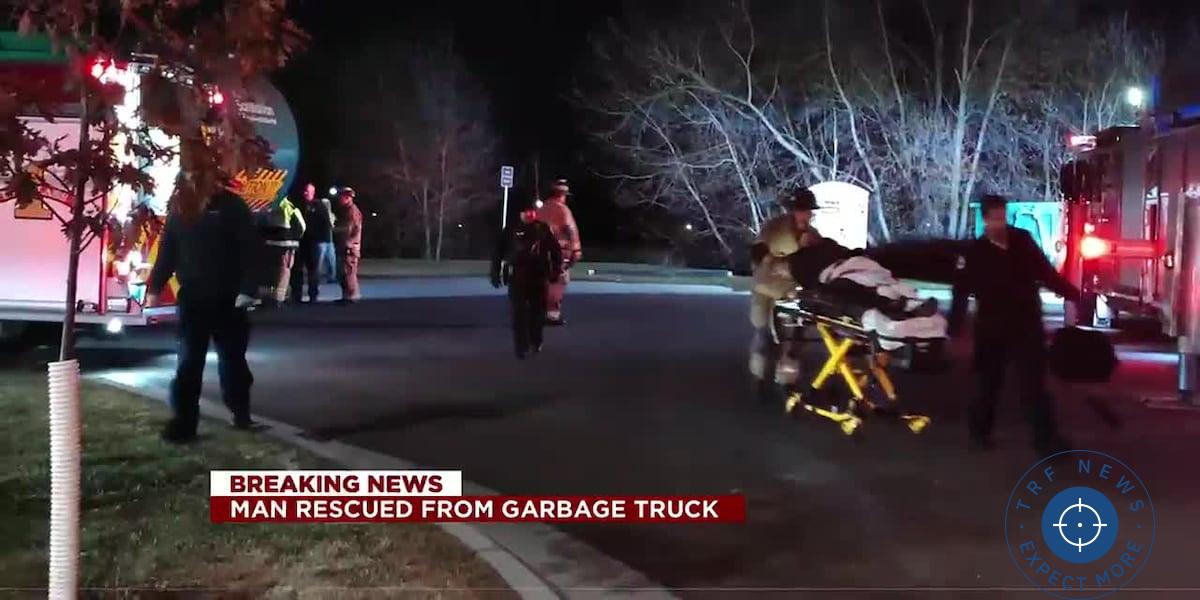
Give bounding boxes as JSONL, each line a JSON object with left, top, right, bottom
{"left": 550, "top": 179, "right": 569, "bottom": 194}
{"left": 338, "top": 187, "right": 356, "bottom": 198}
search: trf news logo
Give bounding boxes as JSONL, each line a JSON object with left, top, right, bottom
{"left": 1005, "top": 450, "right": 1156, "bottom": 599}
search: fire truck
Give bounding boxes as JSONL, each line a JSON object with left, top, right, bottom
{"left": 1060, "top": 104, "right": 1200, "bottom": 401}
{"left": 0, "top": 34, "right": 298, "bottom": 347}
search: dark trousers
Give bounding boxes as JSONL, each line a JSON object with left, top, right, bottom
{"left": 290, "top": 242, "right": 321, "bottom": 301}
{"left": 168, "top": 297, "right": 253, "bottom": 434}
{"left": 509, "top": 276, "right": 548, "bottom": 354}
{"left": 970, "top": 331, "right": 1058, "bottom": 449}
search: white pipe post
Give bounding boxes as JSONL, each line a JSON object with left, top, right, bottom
{"left": 501, "top": 186, "right": 510, "bottom": 230}
{"left": 47, "top": 359, "right": 81, "bottom": 599}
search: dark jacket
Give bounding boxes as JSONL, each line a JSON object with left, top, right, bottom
{"left": 148, "top": 191, "right": 259, "bottom": 302}
{"left": 949, "top": 226, "right": 1080, "bottom": 338}
{"left": 491, "top": 220, "right": 562, "bottom": 286}
{"left": 299, "top": 198, "right": 333, "bottom": 245}
{"left": 789, "top": 237, "right": 861, "bottom": 288}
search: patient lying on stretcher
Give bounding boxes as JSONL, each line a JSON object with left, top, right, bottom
{"left": 787, "top": 235, "right": 939, "bottom": 320}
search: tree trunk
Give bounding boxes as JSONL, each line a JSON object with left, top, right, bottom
{"left": 436, "top": 144, "right": 448, "bottom": 261}
{"left": 946, "top": 0, "right": 975, "bottom": 238}
{"left": 60, "top": 81, "right": 93, "bottom": 360}
{"left": 422, "top": 182, "right": 432, "bottom": 259}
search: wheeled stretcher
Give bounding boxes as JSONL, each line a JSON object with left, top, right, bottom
{"left": 771, "top": 288, "right": 944, "bottom": 437}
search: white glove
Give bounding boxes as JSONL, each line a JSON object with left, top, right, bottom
{"left": 235, "top": 294, "right": 258, "bottom": 309}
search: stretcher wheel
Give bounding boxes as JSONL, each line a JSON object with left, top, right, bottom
{"left": 903, "top": 415, "right": 931, "bottom": 434}
{"left": 839, "top": 415, "right": 863, "bottom": 436}
{"left": 784, "top": 392, "right": 803, "bottom": 417}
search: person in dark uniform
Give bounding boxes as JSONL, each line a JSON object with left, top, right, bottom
{"left": 147, "top": 181, "right": 260, "bottom": 444}
{"left": 491, "top": 208, "right": 562, "bottom": 359}
{"left": 291, "top": 183, "right": 334, "bottom": 303}
{"left": 949, "top": 194, "right": 1081, "bottom": 456}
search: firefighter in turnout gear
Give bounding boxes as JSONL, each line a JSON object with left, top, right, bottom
{"left": 259, "top": 195, "right": 306, "bottom": 305}
{"left": 333, "top": 187, "right": 364, "bottom": 303}
{"left": 536, "top": 179, "right": 581, "bottom": 325}
{"left": 950, "top": 194, "right": 1081, "bottom": 456}
{"left": 748, "top": 188, "right": 822, "bottom": 402}
{"left": 492, "top": 208, "right": 563, "bottom": 358}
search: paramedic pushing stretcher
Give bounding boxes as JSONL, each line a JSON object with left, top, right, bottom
{"left": 950, "top": 195, "right": 1080, "bottom": 455}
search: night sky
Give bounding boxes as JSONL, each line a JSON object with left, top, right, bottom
{"left": 278, "top": 0, "right": 634, "bottom": 245}
{"left": 276, "top": 0, "right": 1199, "bottom": 248}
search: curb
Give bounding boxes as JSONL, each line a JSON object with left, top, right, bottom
{"left": 93, "top": 375, "right": 676, "bottom": 600}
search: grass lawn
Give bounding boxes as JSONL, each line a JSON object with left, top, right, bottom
{"left": 0, "top": 370, "right": 514, "bottom": 598}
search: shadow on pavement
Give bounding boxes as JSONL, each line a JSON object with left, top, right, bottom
{"left": 298, "top": 393, "right": 556, "bottom": 442}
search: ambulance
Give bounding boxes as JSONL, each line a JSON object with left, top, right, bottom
{"left": 0, "top": 34, "right": 298, "bottom": 346}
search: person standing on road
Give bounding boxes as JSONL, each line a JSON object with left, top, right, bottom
{"left": 321, "top": 193, "right": 338, "bottom": 283}
{"left": 146, "top": 176, "right": 260, "bottom": 443}
{"left": 333, "top": 187, "right": 363, "bottom": 304}
{"left": 291, "top": 183, "right": 334, "bottom": 303}
{"left": 259, "top": 194, "right": 305, "bottom": 305}
{"left": 950, "top": 194, "right": 1081, "bottom": 456}
{"left": 536, "top": 179, "right": 581, "bottom": 326}
{"left": 747, "top": 188, "right": 822, "bottom": 403}
{"left": 491, "top": 207, "right": 562, "bottom": 358}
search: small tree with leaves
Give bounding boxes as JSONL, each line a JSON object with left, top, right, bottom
{"left": 0, "top": 0, "right": 305, "bottom": 360}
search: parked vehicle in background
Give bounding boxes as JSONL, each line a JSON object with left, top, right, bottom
{"left": 0, "top": 34, "right": 299, "bottom": 347}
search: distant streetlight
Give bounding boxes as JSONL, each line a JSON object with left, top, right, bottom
{"left": 1126, "top": 86, "right": 1146, "bottom": 109}
{"left": 535, "top": 200, "right": 544, "bottom": 209}
{"left": 328, "top": 186, "right": 338, "bottom": 196}
{"left": 371, "top": 212, "right": 378, "bottom": 217}
{"left": 684, "top": 223, "right": 694, "bottom": 231}
{"left": 457, "top": 223, "right": 464, "bottom": 229}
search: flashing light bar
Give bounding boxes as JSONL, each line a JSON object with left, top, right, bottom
{"left": 1080, "top": 236, "right": 1158, "bottom": 260}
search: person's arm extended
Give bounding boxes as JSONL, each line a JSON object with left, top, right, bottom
{"left": 231, "top": 198, "right": 261, "bottom": 298}
{"left": 1026, "top": 232, "right": 1080, "bottom": 302}
{"left": 146, "top": 216, "right": 178, "bottom": 300}
{"left": 563, "top": 208, "right": 581, "bottom": 263}
{"left": 948, "top": 249, "right": 973, "bottom": 337}
{"left": 546, "top": 224, "right": 564, "bottom": 279}
{"left": 291, "top": 202, "right": 306, "bottom": 240}
{"left": 750, "top": 241, "right": 770, "bottom": 265}
{"left": 490, "top": 226, "right": 509, "bottom": 287}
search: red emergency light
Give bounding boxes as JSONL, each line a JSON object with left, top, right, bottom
{"left": 208, "top": 88, "right": 225, "bottom": 106}
{"left": 1080, "top": 236, "right": 1158, "bottom": 260}
{"left": 1080, "top": 236, "right": 1111, "bottom": 259}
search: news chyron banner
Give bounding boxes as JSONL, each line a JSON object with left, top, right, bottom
{"left": 210, "top": 471, "right": 746, "bottom": 524}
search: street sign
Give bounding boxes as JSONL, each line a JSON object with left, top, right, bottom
{"left": 500, "top": 165, "right": 514, "bottom": 189}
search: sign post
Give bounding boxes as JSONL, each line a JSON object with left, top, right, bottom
{"left": 500, "top": 165, "right": 514, "bottom": 229}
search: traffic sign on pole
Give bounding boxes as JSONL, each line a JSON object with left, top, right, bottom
{"left": 500, "top": 165, "right": 514, "bottom": 229}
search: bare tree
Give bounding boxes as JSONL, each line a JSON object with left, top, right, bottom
{"left": 583, "top": 0, "right": 1164, "bottom": 247}
{"left": 335, "top": 35, "right": 497, "bottom": 259}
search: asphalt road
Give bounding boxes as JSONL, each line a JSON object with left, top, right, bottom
{"left": 71, "top": 278, "right": 1200, "bottom": 596}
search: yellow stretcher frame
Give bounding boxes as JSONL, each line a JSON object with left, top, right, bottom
{"left": 774, "top": 301, "right": 932, "bottom": 437}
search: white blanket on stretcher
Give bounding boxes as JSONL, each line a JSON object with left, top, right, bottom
{"left": 861, "top": 310, "right": 948, "bottom": 350}
{"left": 818, "top": 256, "right": 919, "bottom": 301}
